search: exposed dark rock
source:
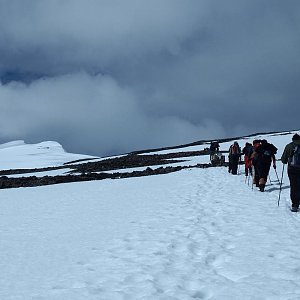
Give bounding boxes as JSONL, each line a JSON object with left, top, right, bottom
{"left": 0, "top": 149, "right": 228, "bottom": 189}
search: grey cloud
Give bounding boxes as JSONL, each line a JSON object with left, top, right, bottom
{"left": 0, "top": 0, "right": 204, "bottom": 73}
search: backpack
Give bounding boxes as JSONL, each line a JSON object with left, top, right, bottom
{"left": 289, "top": 144, "right": 300, "bottom": 167}
{"left": 230, "top": 144, "right": 240, "bottom": 155}
{"left": 210, "top": 142, "right": 219, "bottom": 152}
{"left": 264, "top": 143, "right": 277, "bottom": 155}
{"left": 258, "top": 143, "right": 277, "bottom": 163}
{"left": 243, "top": 145, "right": 253, "bottom": 157}
{"left": 263, "top": 149, "right": 273, "bottom": 157}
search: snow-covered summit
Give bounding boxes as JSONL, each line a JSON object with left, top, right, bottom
{"left": 0, "top": 140, "right": 97, "bottom": 170}
{"left": 0, "top": 140, "right": 26, "bottom": 149}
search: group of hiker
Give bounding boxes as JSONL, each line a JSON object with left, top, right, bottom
{"left": 221, "top": 134, "right": 300, "bottom": 212}
{"left": 228, "top": 139, "right": 277, "bottom": 192}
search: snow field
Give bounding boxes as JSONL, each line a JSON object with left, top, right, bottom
{"left": 1, "top": 164, "right": 300, "bottom": 299}
{"left": 1, "top": 131, "right": 300, "bottom": 299}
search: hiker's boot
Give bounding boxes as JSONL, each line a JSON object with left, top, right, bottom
{"left": 291, "top": 206, "right": 298, "bottom": 212}
{"left": 258, "top": 179, "right": 266, "bottom": 191}
{"left": 259, "top": 184, "right": 265, "bottom": 192}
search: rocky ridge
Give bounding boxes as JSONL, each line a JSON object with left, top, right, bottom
{"left": 0, "top": 149, "right": 227, "bottom": 189}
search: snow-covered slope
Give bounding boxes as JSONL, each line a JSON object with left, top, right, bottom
{"left": 0, "top": 130, "right": 300, "bottom": 299}
{"left": 1, "top": 130, "right": 297, "bottom": 175}
{"left": 0, "top": 140, "right": 97, "bottom": 170}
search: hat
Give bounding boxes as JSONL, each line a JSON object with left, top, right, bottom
{"left": 292, "top": 134, "right": 300, "bottom": 141}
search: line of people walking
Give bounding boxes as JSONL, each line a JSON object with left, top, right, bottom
{"left": 228, "top": 139, "right": 277, "bottom": 192}
{"left": 227, "top": 134, "right": 300, "bottom": 212}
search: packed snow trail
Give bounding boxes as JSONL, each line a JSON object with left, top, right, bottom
{"left": 1, "top": 166, "right": 300, "bottom": 299}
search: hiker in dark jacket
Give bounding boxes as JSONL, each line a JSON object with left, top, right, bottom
{"left": 228, "top": 141, "right": 241, "bottom": 175}
{"left": 210, "top": 141, "right": 220, "bottom": 160}
{"left": 250, "top": 139, "right": 262, "bottom": 187}
{"left": 242, "top": 142, "right": 253, "bottom": 177}
{"left": 255, "top": 139, "right": 277, "bottom": 192}
{"left": 281, "top": 133, "right": 300, "bottom": 212}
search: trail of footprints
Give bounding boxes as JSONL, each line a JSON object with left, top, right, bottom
{"left": 50, "top": 173, "right": 240, "bottom": 298}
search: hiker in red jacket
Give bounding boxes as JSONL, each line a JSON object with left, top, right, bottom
{"left": 242, "top": 142, "right": 253, "bottom": 177}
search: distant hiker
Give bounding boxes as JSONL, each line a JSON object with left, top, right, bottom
{"left": 254, "top": 139, "right": 277, "bottom": 192}
{"left": 228, "top": 141, "right": 241, "bottom": 175}
{"left": 242, "top": 142, "right": 253, "bottom": 177}
{"left": 281, "top": 133, "right": 300, "bottom": 212}
{"left": 210, "top": 141, "right": 220, "bottom": 160}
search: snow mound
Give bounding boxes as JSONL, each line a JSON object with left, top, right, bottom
{"left": 0, "top": 140, "right": 26, "bottom": 149}
{"left": 0, "top": 140, "right": 97, "bottom": 170}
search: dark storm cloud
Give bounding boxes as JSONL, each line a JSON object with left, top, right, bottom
{"left": 0, "top": 0, "right": 299, "bottom": 155}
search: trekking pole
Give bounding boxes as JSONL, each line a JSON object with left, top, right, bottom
{"left": 250, "top": 165, "right": 254, "bottom": 189}
{"left": 274, "top": 168, "right": 280, "bottom": 182}
{"left": 248, "top": 171, "right": 251, "bottom": 186}
{"left": 268, "top": 175, "right": 272, "bottom": 185}
{"left": 278, "top": 164, "right": 285, "bottom": 207}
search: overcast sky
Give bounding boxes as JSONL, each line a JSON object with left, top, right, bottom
{"left": 0, "top": 0, "right": 299, "bottom": 156}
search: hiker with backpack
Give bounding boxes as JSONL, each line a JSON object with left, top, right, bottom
{"left": 281, "top": 133, "right": 300, "bottom": 212}
{"left": 242, "top": 142, "right": 253, "bottom": 177}
{"left": 210, "top": 141, "right": 220, "bottom": 160}
{"left": 254, "top": 139, "right": 277, "bottom": 192}
{"left": 250, "top": 139, "right": 261, "bottom": 187}
{"left": 228, "top": 141, "right": 241, "bottom": 175}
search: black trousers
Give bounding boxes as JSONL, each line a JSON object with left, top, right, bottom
{"left": 257, "top": 161, "right": 271, "bottom": 182}
{"left": 229, "top": 155, "right": 239, "bottom": 175}
{"left": 253, "top": 164, "right": 259, "bottom": 186}
{"left": 288, "top": 166, "right": 300, "bottom": 208}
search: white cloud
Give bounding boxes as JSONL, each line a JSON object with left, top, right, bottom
{"left": 0, "top": 73, "right": 226, "bottom": 155}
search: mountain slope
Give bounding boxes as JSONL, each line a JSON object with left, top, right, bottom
{"left": 0, "top": 130, "right": 298, "bottom": 189}
{"left": 0, "top": 130, "right": 299, "bottom": 299}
